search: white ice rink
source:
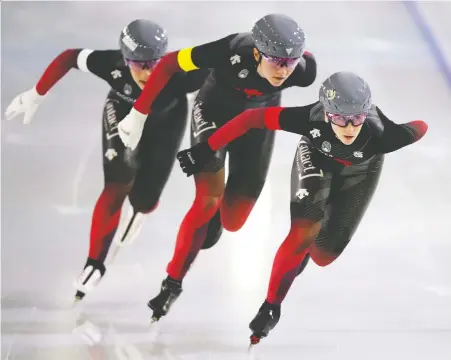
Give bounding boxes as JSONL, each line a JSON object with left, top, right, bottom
{"left": 1, "top": 1, "right": 451, "bottom": 359}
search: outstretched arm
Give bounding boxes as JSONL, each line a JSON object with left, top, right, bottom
{"left": 375, "top": 107, "right": 428, "bottom": 154}
{"left": 35, "top": 49, "right": 82, "bottom": 95}
{"left": 4, "top": 48, "right": 103, "bottom": 124}
{"left": 35, "top": 48, "right": 123, "bottom": 94}
{"left": 207, "top": 105, "right": 313, "bottom": 151}
{"left": 176, "top": 105, "right": 313, "bottom": 176}
{"left": 176, "top": 107, "right": 274, "bottom": 176}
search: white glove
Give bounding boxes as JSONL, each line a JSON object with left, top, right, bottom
{"left": 118, "top": 107, "right": 147, "bottom": 150}
{"left": 4, "top": 87, "right": 46, "bottom": 124}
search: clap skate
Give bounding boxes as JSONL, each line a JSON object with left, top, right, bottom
{"left": 147, "top": 278, "right": 182, "bottom": 322}
{"left": 249, "top": 301, "right": 281, "bottom": 345}
{"left": 109, "top": 205, "right": 145, "bottom": 262}
{"left": 73, "top": 257, "right": 106, "bottom": 305}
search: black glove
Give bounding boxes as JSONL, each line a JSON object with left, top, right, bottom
{"left": 176, "top": 142, "right": 216, "bottom": 176}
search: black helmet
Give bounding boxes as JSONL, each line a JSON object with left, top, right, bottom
{"left": 119, "top": 19, "right": 168, "bottom": 61}
{"left": 319, "top": 71, "right": 372, "bottom": 115}
{"left": 252, "top": 14, "right": 306, "bottom": 58}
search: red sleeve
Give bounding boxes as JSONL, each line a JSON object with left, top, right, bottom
{"left": 264, "top": 107, "right": 284, "bottom": 130}
{"left": 133, "top": 51, "right": 182, "bottom": 114}
{"left": 207, "top": 107, "right": 284, "bottom": 151}
{"left": 405, "top": 120, "right": 428, "bottom": 142}
{"left": 35, "top": 49, "right": 81, "bottom": 95}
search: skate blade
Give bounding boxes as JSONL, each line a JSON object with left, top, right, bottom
{"left": 148, "top": 302, "right": 164, "bottom": 323}
{"left": 71, "top": 297, "right": 83, "bottom": 308}
{"left": 247, "top": 343, "right": 257, "bottom": 360}
{"left": 145, "top": 320, "right": 161, "bottom": 345}
{"left": 112, "top": 245, "right": 122, "bottom": 260}
{"left": 150, "top": 315, "right": 161, "bottom": 323}
{"left": 113, "top": 210, "right": 142, "bottom": 248}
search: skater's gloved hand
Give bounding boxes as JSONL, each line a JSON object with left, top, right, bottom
{"left": 4, "top": 87, "right": 46, "bottom": 124}
{"left": 118, "top": 108, "right": 147, "bottom": 150}
{"left": 176, "top": 142, "right": 216, "bottom": 176}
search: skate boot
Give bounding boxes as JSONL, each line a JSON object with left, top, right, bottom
{"left": 110, "top": 206, "right": 145, "bottom": 262}
{"left": 249, "top": 301, "right": 281, "bottom": 345}
{"left": 147, "top": 277, "right": 183, "bottom": 322}
{"left": 73, "top": 257, "right": 106, "bottom": 303}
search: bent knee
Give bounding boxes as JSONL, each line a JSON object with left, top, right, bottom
{"left": 222, "top": 221, "right": 242, "bottom": 232}
{"left": 106, "top": 182, "right": 132, "bottom": 193}
{"left": 188, "top": 169, "right": 225, "bottom": 225}
{"left": 128, "top": 185, "right": 161, "bottom": 213}
{"left": 310, "top": 246, "right": 340, "bottom": 267}
{"left": 133, "top": 199, "right": 160, "bottom": 214}
{"left": 221, "top": 196, "right": 257, "bottom": 232}
{"left": 312, "top": 234, "right": 350, "bottom": 266}
{"left": 222, "top": 222, "right": 242, "bottom": 232}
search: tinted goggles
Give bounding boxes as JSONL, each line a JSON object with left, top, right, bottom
{"left": 260, "top": 53, "right": 301, "bottom": 69}
{"left": 326, "top": 112, "right": 368, "bottom": 127}
{"left": 125, "top": 58, "right": 160, "bottom": 70}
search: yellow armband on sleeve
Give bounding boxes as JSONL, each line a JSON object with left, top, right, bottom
{"left": 177, "top": 47, "right": 200, "bottom": 71}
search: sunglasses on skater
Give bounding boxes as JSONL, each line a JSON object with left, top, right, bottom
{"left": 326, "top": 112, "right": 368, "bottom": 127}
{"left": 260, "top": 53, "right": 301, "bottom": 69}
{"left": 125, "top": 58, "right": 160, "bottom": 70}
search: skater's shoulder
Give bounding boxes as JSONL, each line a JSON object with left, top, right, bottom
{"left": 364, "top": 105, "right": 385, "bottom": 137}
{"left": 275, "top": 102, "right": 319, "bottom": 134}
{"left": 279, "top": 102, "right": 319, "bottom": 121}
{"left": 228, "top": 32, "right": 254, "bottom": 51}
{"left": 219, "top": 32, "right": 255, "bottom": 61}
{"left": 75, "top": 49, "right": 128, "bottom": 82}
{"left": 85, "top": 49, "right": 124, "bottom": 66}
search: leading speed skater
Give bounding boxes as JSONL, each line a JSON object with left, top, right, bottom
{"left": 176, "top": 71, "right": 428, "bottom": 344}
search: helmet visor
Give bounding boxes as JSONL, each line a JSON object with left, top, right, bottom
{"left": 125, "top": 58, "right": 160, "bottom": 70}
{"left": 260, "top": 53, "right": 301, "bottom": 69}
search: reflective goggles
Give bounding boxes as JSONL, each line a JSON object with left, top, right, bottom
{"left": 326, "top": 112, "right": 368, "bottom": 127}
{"left": 125, "top": 58, "right": 160, "bottom": 70}
{"left": 260, "top": 53, "right": 301, "bottom": 69}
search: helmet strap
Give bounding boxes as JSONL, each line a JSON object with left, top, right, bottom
{"left": 257, "top": 54, "right": 262, "bottom": 67}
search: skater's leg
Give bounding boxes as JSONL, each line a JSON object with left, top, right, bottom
{"left": 90, "top": 98, "right": 139, "bottom": 262}
{"left": 165, "top": 97, "right": 227, "bottom": 281}
{"left": 250, "top": 152, "right": 385, "bottom": 343}
{"left": 74, "top": 98, "right": 138, "bottom": 300}
{"left": 116, "top": 98, "right": 189, "bottom": 247}
{"left": 166, "top": 169, "right": 225, "bottom": 280}
{"left": 201, "top": 127, "right": 275, "bottom": 248}
{"left": 220, "top": 127, "right": 276, "bottom": 231}
{"left": 130, "top": 98, "right": 188, "bottom": 213}
{"left": 310, "top": 154, "right": 384, "bottom": 266}
{"left": 88, "top": 183, "right": 132, "bottom": 262}
{"left": 249, "top": 137, "right": 330, "bottom": 342}
{"left": 267, "top": 137, "right": 330, "bottom": 305}
{"left": 147, "top": 96, "right": 227, "bottom": 319}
